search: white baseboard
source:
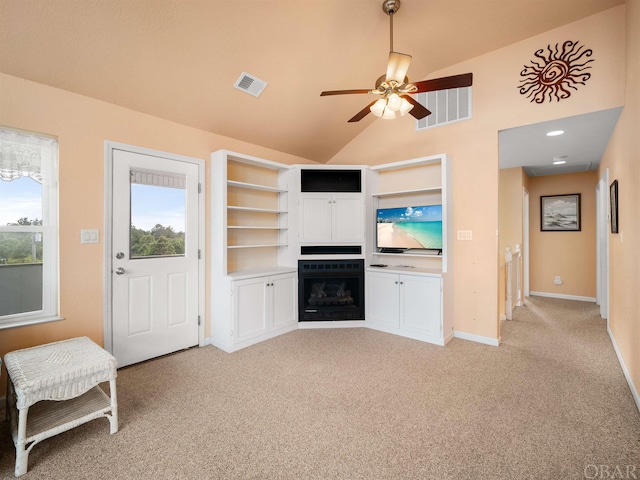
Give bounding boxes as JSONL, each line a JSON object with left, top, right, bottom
{"left": 202, "top": 337, "right": 212, "bottom": 346}
{"left": 530, "top": 291, "right": 596, "bottom": 302}
{"left": 298, "top": 321, "right": 366, "bottom": 329}
{"left": 607, "top": 326, "right": 640, "bottom": 414}
{"left": 453, "top": 330, "right": 500, "bottom": 347}
{"left": 499, "top": 314, "right": 507, "bottom": 321}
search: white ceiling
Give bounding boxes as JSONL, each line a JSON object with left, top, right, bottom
{"left": 499, "top": 107, "right": 623, "bottom": 176}
{"left": 0, "top": 0, "right": 625, "bottom": 163}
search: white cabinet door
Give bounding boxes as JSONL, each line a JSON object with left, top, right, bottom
{"left": 332, "top": 194, "right": 365, "bottom": 243}
{"left": 234, "top": 277, "right": 268, "bottom": 342}
{"left": 401, "top": 275, "right": 442, "bottom": 337}
{"left": 298, "top": 194, "right": 333, "bottom": 243}
{"left": 367, "top": 271, "right": 400, "bottom": 328}
{"left": 299, "top": 193, "right": 364, "bottom": 243}
{"left": 270, "top": 272, "right": 297, "bottom": 331}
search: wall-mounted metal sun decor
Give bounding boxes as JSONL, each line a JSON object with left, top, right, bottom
{"left": 518, "top": 40, "right": 594, "bottom": 103}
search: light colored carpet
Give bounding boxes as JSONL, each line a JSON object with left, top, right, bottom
{"left": 1, "top": 296, "right": 639, "bottom": 479}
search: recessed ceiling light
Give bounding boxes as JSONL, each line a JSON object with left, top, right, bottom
{"left": 546, "top": 130, "right": 564, "bottom": 136}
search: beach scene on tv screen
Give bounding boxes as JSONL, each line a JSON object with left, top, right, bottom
{"left": 377, "top": 205, "right": 442, "bottom": 249}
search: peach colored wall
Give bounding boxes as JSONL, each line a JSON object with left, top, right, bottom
{"left": 329, "top": 7, "right": 625, "bottom": 341}
{"left": 498, "top": 167, "right": 525, "bottom": 321}
{"left": 528, "top": 171, "right": 598, "bottom": 298}
{"left": 0, "top": 73, "right": 316, "bottom": 392}
{"left": 599, "top": 0, "right": 640, "bottom": 407}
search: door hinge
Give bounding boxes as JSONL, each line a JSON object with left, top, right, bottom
{"left": 198, "top": 183, "right": 202, "bottom": 194}
{"left": 198, "top": 315, "right": 201, "bottom": 326}
{"left": 198, "top": 249, "right": 201, "bottom": 260}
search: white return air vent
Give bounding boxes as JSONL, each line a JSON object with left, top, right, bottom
{"left": 415, "top": 86, "right": 472, "bottom": 131}
{"left": 233, "top": 72, "right": 267, "bottom": 97}
{"left": 525, "top": 163, "right": 593, "bottom": 177}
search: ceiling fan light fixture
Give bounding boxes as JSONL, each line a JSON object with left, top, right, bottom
{"left": 370, "top": 98, "right": 387, "bottom": 117}
{"left": 320, "top": 0, "right": 473, "bottom": 123}
{"left": 386, "top": 93, "right": 403, "bottom": 111}
{"left": 399, "top": 97, "right": 414, "bottom": 116}
{"left": 381, "top": 107, "right": 396, "bottom": 120}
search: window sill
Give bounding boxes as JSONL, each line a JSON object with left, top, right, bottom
{"left": 0, "top": 315, "right": 64, "bottom": 330}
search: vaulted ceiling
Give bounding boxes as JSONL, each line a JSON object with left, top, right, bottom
{"left": 0, "top": 0, "right": 624, "bottom": 163}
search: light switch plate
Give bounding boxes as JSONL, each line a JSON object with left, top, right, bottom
{"left": 81, "top": 229, "right": 99, "bottom": 244}
{"left": 457, "top": 230, "right": 473, "bottom": 240}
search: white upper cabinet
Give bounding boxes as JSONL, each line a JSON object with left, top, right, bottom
{"left": 298, "top": 193, "right": 364, "bottom": 244}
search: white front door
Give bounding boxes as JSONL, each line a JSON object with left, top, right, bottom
{"left": 111, "top": 148, "right": 200, "bottom": 367}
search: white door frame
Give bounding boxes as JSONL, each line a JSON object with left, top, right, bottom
{"left": 596, "top": 168, "right": 610, "bottom": 322}
{"left": 103, "top": 141, "right": 206, "bottom": 354}
{"left": 523, "top": 187, "right": 530, "bottom": 298}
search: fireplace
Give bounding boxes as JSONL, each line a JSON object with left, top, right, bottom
{"left": 298, "top": 259, "right": 364, "bottom": 321}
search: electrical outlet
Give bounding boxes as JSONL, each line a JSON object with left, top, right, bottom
{"left": 554, "top": 276, "right": 562, "bottom": 285}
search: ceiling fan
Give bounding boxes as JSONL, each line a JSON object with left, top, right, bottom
{"left": 321, "top": 0, "right": 473, "bottom": 122}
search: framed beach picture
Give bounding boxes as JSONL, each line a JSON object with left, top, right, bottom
{"left": 610, "top": 180, "right": 619, "bottom": 234}
{"left": 540, "top": 193, "right": 581, "bottom": 231}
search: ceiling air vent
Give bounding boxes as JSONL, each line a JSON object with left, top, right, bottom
{"left": 233, "top": 72, "right": 267, "bottom": 97}
{"left": 525, "top": 163, "right": 593, "bottom": 177}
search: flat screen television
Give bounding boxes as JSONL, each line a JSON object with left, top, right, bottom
{"left": 376, "top": 205, "right": 443, "bottom": 252}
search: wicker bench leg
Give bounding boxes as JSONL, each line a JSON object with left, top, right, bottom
{"left": 108, "top": 378, "right": 119, "bottom": 434}
{"left": 14, "top": 406, "right": 29, "bottom": 477}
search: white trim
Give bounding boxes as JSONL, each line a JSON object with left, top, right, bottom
{"left": 369, "top": 153, "right": 446, "bottom": 171}
{"left": 0, "top": 315, "right": 63, "bottom": 330}
{"left": 211, "top": 324, "right": 298, "bottom": 353}
{"left": 103, "top": 141, "right": 206, "bottom": 354}
{"left": 523, "top": 188, "right": 530, "bottom": 297}
{"left": 529, "top": 291, "right": 596, "bottom": 302}
{"left": 299, "top": 321, "right": 366, "bottom": 329}
{"left": 499, "top": 314, "right": 507, "bottom": 321}
{"left": 596, "top": 168, "right": 610, "bottom": 323}
{"left": 453, "top": 330, "right": 500, "bottom": 346}
{"left": 608, "top": 326, "right": 640, "bottom": 413}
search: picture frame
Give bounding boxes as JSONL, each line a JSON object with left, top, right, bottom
{"left": 610, "top": 180, "right": 619, "bottom": 234}
{"left": 540, "top": 193, "right": 581, "bottom": 231}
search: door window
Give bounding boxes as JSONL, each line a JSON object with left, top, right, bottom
{"left": 129, "top": 169, "right": 186, "bottom": 259}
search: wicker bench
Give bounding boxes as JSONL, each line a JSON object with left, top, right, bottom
{"left": 4, "top": 337, "right": 118, "bottom": 477}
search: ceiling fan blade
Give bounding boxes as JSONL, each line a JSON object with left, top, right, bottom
{"left": 402, "top": 95, "right": 431, "bottom": 120}
{"left": 413, "top": 73, "right": 473, "bottom": 93}
{"left": 348, "top": 100, "right": 378, "bottom": 123}
{"left": 320, "top": 89, "right": 371, "bottom": 96}
{"left": 386, "top": 52, "right": 412, "bottom": 83}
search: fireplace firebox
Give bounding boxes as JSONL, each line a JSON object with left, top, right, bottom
{"left": 298, "top": 259, "right": 364, "bottom": 321}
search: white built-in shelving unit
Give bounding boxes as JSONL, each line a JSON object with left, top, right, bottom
{"left": 210, "top": 150, "right": 453, "bottom": 351}
{"left": 211, "top": 150, "right": 297, "bottom": 352}
{"left": 365, "top": 154, "right": 453, "bottom": 345}
{"left": 367, "top": 154, "right": 451, "bottom": 272}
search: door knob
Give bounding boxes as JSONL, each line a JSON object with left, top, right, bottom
{"left": 115, "top": 267, "right": 125, "bottom": 275}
